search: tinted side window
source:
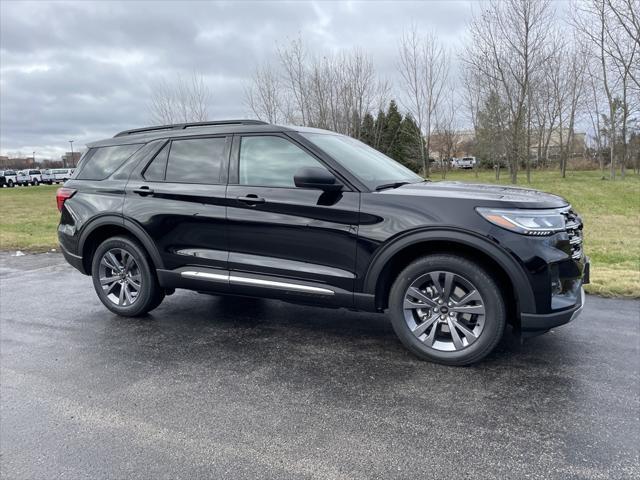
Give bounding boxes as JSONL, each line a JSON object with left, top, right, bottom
{"left": 165, "top": 137, "right": 226, "bottom": 184}
{"left": 143, "top": 143, "right": 169, "bottom": 181}
{"left": 77, "top": 144, "right": 143, "bottom": 180}
{"left": 239, "top": 136, "right": 327, "bottom": 188}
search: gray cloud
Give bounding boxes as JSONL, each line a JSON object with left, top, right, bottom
{"left": 0, "top": 0, "right": 472, "bottom": 159}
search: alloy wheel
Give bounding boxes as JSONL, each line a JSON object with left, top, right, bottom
{"left": 403, "top": 270, "right": 486, "bottom": 352}
{"left": 98, "top": 248, "right": 142, "bottom": 306}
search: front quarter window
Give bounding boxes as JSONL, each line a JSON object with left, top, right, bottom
{"left": 300, "top": 132, "right": 422, "bottom": 190}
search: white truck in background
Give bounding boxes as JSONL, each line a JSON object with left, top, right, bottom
{"left": 42, "top": 168, "right": 74, "bottom": 184}
{"left": 452, "top": 156, "right": 476, "bottom": 169}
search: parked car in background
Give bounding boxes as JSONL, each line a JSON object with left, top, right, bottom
{"left": 26, "top": 169, "right": 43, "bottom": 185}
{"left": 16, "top": 170, "right": 42, "bottom": 186}
{"left": 16, "top": 171, "right": 31, "bottom": 186}
{"left": 42, "top": 168, "right": 74, "bottom": 184}
{"left": 0, "top": 170, "right": 18, "bottom": 187}
{"left": 452, "top": 157, "right": 476, "bottom": 169}
{"left": 57, "top": 119, "right": 588, "bottom": 366}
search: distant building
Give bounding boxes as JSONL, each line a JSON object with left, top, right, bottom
{"left": 429, "top": 128, "right": 586, "bottom": 163}
{"left": 61, "top": 151, "right": 82, "bottom": 167}
{"left": 529, "top": 129, "right": 586, "bottom": 160}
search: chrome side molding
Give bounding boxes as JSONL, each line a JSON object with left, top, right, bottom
{"left": 180, "top": 271, "right": 335, "bottom": 295}
{"left": 181, "top": 271, "right": 229, "bottom": 282}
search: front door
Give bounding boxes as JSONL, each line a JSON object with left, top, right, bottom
{"left": 226, "top": 134, "right": 360, "bottom": 306}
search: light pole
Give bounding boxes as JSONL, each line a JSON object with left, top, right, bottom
{"left": 32, "top": 151, "right": 35, "bottom": 166}
{"left": 68, "top": 140, "right": 74, "bottom": 168}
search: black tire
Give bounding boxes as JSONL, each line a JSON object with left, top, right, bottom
{"left": 91, "top": 236, "right": 165, "bottom": 317}
{"left": 8, "top": 180, "right": 14, "bottom": 188}
{"left": 388, "top": 254, "right": 505, "bottom": 366}
{"left": 32, "top": 179, "right": 39, "bottom": 186}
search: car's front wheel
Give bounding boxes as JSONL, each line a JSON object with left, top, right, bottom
{"left": 388, "top": 254, "right": 505, "bottom": 366}
{"left": 91, "top": 236, "right": 165, "bottom": 317}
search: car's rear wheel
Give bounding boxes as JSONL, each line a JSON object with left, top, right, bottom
{"left": 91, "top": 236, "right": 164, "bottom": 317}
{"left": 32, "top": 179, "right": 39, "bottom": 186}
{"left": 8, "top": 180, "right": 14, "bottom": 188}
{"left": 388, "top": 254, "right": 505, "bottom": 366}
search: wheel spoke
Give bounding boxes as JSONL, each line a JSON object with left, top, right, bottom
{"left": 451, "top": 304, "right": 485, "bottom": 315}
{"left": 411, "top": 313, "right": 439, "bottom": 337}
{"left": 429, "top": 272, "right": 443, "bottom": 296}
{"left": 124, "top": 252, "right": 134, "bottom": 272}
{"left": 123, "top": 283, "right": 134, "bottom": 304}
{"left": 104, "top": 281, "right": 118, "bottom": 295}
{"left": 100, "top": 275, "right": 119, "bottom": 285}
{"left": 442, "top": 272, "right": 454, "bottom": 301}
{"left": 406, "top": 287, "right": 438, "bottom": 308}
{"left": 101, "top": 255, "right": 119, "bottom": 271}
{"left": 453, "top": 290, "right": 481, "bottom": 307}
{"left": 423, "top": 319, "right": 439, "bottom": 347}
{"left": 128, "top": 277, "right": 141, "bottom": 290}
{"left": 118, "top": 283, "right": 126, "bottom": 305}
{"left": 452, "top": 318, "right": 478, "bottom": 344}
{"left": 447, "top": 318, "right": 464, "bottom": 349}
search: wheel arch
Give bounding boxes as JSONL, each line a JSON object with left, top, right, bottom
{"left": 364, "top": 228, "right": 536, "bottom": 319}
{"left": 79, "top": 216, "right": 164, "bottom": 274}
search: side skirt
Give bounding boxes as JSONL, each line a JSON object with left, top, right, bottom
{"left": 156, "top": 266, "right": 377, "bottom": 311}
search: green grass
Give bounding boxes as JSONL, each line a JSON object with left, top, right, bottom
{"left": 0, "top": 184, "right": 61, "bottom": 251}
{"left": 1, "top": 170, "right": 638, "bottom": 297}
{"left": 438, "top": 169, "right": 640, "bottom": 298}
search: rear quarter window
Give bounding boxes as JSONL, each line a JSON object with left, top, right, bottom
{"left": 76, "top": 144, "right": 143, "bottom": 180}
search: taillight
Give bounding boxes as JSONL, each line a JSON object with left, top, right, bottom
{"left": 56, "top": 187, "right": 76, "bottom": 212}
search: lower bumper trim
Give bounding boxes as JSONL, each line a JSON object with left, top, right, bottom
{"left": 520, "top": 288, "right": 585, "bottom": 333}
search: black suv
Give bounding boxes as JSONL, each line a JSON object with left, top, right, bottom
{"left": 58, "top": 120, "right": 589, "bottom": 365}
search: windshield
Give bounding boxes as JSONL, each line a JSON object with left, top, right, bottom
{"left": 300, "top": 132, "right": 422, "bottom": 190}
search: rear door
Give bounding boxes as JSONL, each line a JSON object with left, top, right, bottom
{"left": 226, "top": 133, "right": 360, "bottom": 305}
{"left": 124, "top": 135, "right": 230, "bottom": 274}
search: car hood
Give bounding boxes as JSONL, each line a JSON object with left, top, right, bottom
{"left": 380, "top": 181, "right": 569, "bottom": 209}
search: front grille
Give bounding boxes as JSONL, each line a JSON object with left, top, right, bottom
{"left": 562, "top": 208, "right": 583, "bottom": 260}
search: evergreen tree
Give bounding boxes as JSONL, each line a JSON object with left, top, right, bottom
{"left": 381, "top": 100, "right": 404, "bottom": 161}
{"left": 476, "top": 90, "right": 508, "bottom": 170}
{"left": 399, "top": 114, "right": 423, "bottom": 172}
{"left": 372, "top": 109, "right": 386, "bottom": 150}
{"left": 360, "top": 113, "right": 376, "bottom": 147}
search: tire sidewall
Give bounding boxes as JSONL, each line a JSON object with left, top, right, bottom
{"left": 91, "top": 236, "right": 158, "bottom": 317}
{"left": 389, "top": 255, "right": 505, "bottom": 365}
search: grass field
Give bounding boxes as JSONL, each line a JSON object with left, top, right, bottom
{"left": 0, "top": 170, "right": 638, "bottom": 297}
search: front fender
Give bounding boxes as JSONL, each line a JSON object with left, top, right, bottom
{"left": 362, "top": 227, "right": 536, "bottom": 313}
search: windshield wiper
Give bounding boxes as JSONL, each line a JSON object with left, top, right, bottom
{"left": 374, "top": 181, "right": 412, "bottom": 191}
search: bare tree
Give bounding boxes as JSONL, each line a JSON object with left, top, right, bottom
{"left": 245, "top": 63, "right": 283, "bottom": 124}
{"left": 249, "top": 37, "right": 388, "bottom": 138}
{"left": 433, "top": 92, "right": 460, "bottom": 179}
{"left": 574, "top": 0, "right": 638, "bottom": 179}
{"left": 465, "top": 0, "right": 554, "bottom": 183}
{"left": 398, "top": 26, "right": 450, "bottom": 178}
{"left": 585, "top": 59, "right": 608, "bottom": 177}
{"left": 148, "top": 73, "right": 211, "bottom": 125}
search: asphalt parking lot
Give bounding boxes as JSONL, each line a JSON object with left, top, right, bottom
{"left": 1, "top": 252, "right": 638, "bottom": 479}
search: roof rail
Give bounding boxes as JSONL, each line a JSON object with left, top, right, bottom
{"left": 113, "top": 119, "right": 269, "bottom": 138}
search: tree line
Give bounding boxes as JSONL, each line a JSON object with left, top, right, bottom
{"left": 149, "top": 0, "right": 639, "bottom": 183}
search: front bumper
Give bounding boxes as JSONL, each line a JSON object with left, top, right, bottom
{"left": 520, "top": 287, "right": 586, "bottom": 334}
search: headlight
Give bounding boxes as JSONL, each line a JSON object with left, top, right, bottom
{"left": 476, "top": 207, "right": 565, "bottom": 235}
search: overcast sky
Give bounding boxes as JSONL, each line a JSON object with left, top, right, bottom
{"left": 1, "top": 0, "right": 477, "bottom": 159}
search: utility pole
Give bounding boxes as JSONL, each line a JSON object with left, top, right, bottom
{"left": 68, "top": 140, "right": 74, "bottom": 168}
{"left": 32, "top": 151, "right": 35, "bottom": 166}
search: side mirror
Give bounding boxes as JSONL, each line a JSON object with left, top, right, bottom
{"left": 294, "top": 167, "right": 343, "bottom": 192}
